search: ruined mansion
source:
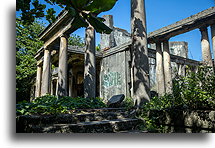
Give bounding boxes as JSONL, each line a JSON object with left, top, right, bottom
{"left": 33, "top": 7, "right": 215, "bottom": 102}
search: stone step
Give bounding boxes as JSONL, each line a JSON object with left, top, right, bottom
{"left": 69, "top": 108, "right": 126, "bottom": 113}
{"left": 17, "top": 111, "right": 133, "bottom": 125}
{"left": 29, "top": 118, "right": 142, "bottom": 133}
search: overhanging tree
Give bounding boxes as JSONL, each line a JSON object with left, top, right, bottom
{"left": 16, "top": 18, "right": 44, "bottom": 102}
{"left": 17, "top": 0, "right": 118, "bottom": 34}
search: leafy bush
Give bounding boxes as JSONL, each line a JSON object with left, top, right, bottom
{"left": 16, "top": 95, "right": 107, "bottom": 115}
{"left": 121, "top": 97, "right": 134, "bottom": 110}
{"left": 143, "top": 66, "right": 215, "bottom": 111}
{"left": 138, "top": 66, "right": 215, "bottom": 132}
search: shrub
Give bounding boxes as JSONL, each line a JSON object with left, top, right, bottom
{"left": 16, "top": 95, "right": 107, "bottom": 115}
{"left": 121, "top": 97, "right": 134, "bottom": 110}
{"left": 138, "top": 66, "right": 215, "bottom": 132}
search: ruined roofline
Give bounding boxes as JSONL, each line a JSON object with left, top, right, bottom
{"left": 38, "top": 9, "right": 69, "bottom": 41}
{"left": 35, "top": 41, "right": 200, "bottom": 67}
{"left": 113, "top": 27, "right": 131, "bottom": 37}
{"left": 148, "top": 6, "right": 215, "bottom": 43}
{"left": 102, "top": 41, "right": 199, "bottom": 66}
{"left": 102, "top": 41, "right": 132, "bottom": 58}
{"left": 34, "top": 45, "right": 103, "bottom": 61}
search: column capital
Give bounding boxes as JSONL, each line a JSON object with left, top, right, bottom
{"left": 44, "top": 46, "right": 52, "bottom": 51}
{"left": 36, "top": 60, "right": 43, "bottom": 67}
{"left": 199, "top": 26, "right": 208, "bottom": 32}
{"left": 163, "top": 39, "right": 170, "bottom": 43}
{"left": 60, "top": 33, "right": 69, "bottom": 39}
{"left": 154, "top": 38, "right": 161, "bottom": 44}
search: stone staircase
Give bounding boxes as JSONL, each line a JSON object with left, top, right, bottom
{"left": 16, "top": 108, "right": 144, "bottom": 133}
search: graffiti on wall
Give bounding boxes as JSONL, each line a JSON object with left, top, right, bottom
{"left": 102, "top": 72, "right": 122, "bottom": 88}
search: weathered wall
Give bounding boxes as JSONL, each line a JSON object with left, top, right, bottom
{"left": 113, "top": 28, "right": 131, "bottom": 47}
{"left": 169, "top": 42, "right": 188, "bottom": 58}
{"left": 100, "top": 47, "right": 130, "bottom": 101}
{"left": 149, "top": 109, "right": 215, "bottom": 133}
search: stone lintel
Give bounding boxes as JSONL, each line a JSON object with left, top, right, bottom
{"left": 148, "top": 7, "right": 215, "bottom": 43}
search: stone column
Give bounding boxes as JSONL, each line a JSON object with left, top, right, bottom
{"left": 100, "top": 15, "right": 115, "bottom": 50}
{"left": 211, "top": 24, "right": 215, "bottom": 68}
{"left": 35, "top": 63, "right": 42, "bottom": 97}
{"left": 84, "top": 25, "right": 96, "bottom": 98}
{"left": 69, "top": 69, "right": 73, "bottom": 97}
{"left": 50, "top": 80, "right": 54, "bottom": 95}
{"left": 57, "top": 35, "right": 68, "bottom": 97}
{"left": 200, "top": 27, "right": 214, "bottom": 68}
{"left": 155, "top": 42, "right": 165, "bottom": 96}
{"left": 131, "top": 0, "right": 150, "bottom": 108}
{"left": 163, "top": 40, "right": 173, "bottom": 94}
{"left": 178, "top": 64, "right": 186, "bottom": 76}
{"left": 41, "top": 48, "right": 51, "bottom": 96}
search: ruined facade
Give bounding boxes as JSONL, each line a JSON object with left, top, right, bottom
{"left": 33, "top": 6, "right": 215, "bottom": 102}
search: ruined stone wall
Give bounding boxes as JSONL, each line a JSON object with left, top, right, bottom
{"left": 113, "top": 28, "right": 131, "bottom": 47}
{"left": 100, "top": 47, "right": 130, "bottom": 101}
{"left": 148, "top": 42, "right": 188, "bottom": 89}
{"left": 149, "top": 109, "right": 215, "bottom": 133}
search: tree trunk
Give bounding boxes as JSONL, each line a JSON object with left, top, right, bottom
{"left": 84, "top": 25, "right": 96, "bottom": 98}
{"left": 131, "top": 0, "right": 150, "bottom": 109}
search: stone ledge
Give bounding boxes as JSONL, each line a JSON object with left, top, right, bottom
{"left": 149, "top": 109, "right": 215, "bottom": 133}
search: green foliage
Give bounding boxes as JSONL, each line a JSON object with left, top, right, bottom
{"left": 16, "top": 18, "right": 44, "bottom": 102}
{"left": 138, "top": 66, "right": 215, "bottom": 132}
{"left": 68, "top": 34, "right": 85, "bottom": 47}
{"left": 172, "top": 66, "right": 215, "bottom": 109}
{"left": 143, "top": 66, "right": 215, "bottom": 111}
{"left": 17, "top": 0, "right": 117, "bottom": 34}
{"left": 16, "top": 95, "right": 107, "bottom": 115}
{"left": 121, "top": 97, "right": 134, "bottom": 110}
{"left": 96, "top": 44, "right": 101, "bottom": 51}
{"left": 16, "top": 19, "right": 87, "bottom": 102}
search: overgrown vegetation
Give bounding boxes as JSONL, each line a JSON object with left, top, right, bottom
{"left": 17, "top": 0, "right": 117, "bottom": 34}
{"left": 16, "top": 95, "right": 107, "bottom": 116}
{"left": 16, "top": 18, "right": 44, "bottom": 102}
{"left": 121, "top": 97, "right": 134, "bottom": 110}
{"left": 16, "top": 18, "right": 89, "bottom": 102}
{"left": 139, "top": 66, "right": 215, "bottom": 132}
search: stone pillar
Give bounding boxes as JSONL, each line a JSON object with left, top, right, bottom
{"left": 200, "top": 27, "right": 214, "bottom": 68}
{"left": 41, "top": 48, "right": 51, "bottom": 96}
{"left": 84, "top": 25, "right": 96, "bottom": 98}
{"left": 55, "top": 79, "right": 58, "bottom": 96}
{"left": 211, "top": 24, "right": 215, "bottom": 68}
{"left": 155, "top": 42, "right": 165, "bottom": 96}
{"left": 131, "top": 0, "right": 150, "bottom": 108}
{"left": 50, "top": 80, "right": 54, "bottom": 95}
{"left": 69, "top": 69, "right": 73, "bottom": 97}
{"left": 57, "top": 35, "right": 68, "bottom": 97}
{"left": 163, "top": 40, "right": 173, "bottom": 94}
{"left": 178, "top": 64, "right": 186, "bottom": 76}
{"left": 35, "top": 63, "right": 42, "bottom": 97}
{"left": 100, "top": 15, "right": 115, "bottom": 50}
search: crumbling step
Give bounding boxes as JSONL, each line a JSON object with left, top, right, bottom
{"left": 118, "top": 130, "right": 148, "bottom": 133}
{"left": 29, "top": 118, "right": 142, "bottom": 133}
{"left": 70, "top": 108, "right": 126, "bottom": 113}
{"left": 16, "top": 111, "right": 133, "bottom": 125}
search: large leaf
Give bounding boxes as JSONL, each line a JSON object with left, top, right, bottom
{"left": 70, "top": 0, "right": 91, "bottom": 10}
{"left": 69, "top": 14, "right": 89, "bottom": 32}
{"left": 85, "top": 14, "right": 112, "bottom": 34}
{"left": 83, "top": 0, "right": 117, "bottom": 14}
